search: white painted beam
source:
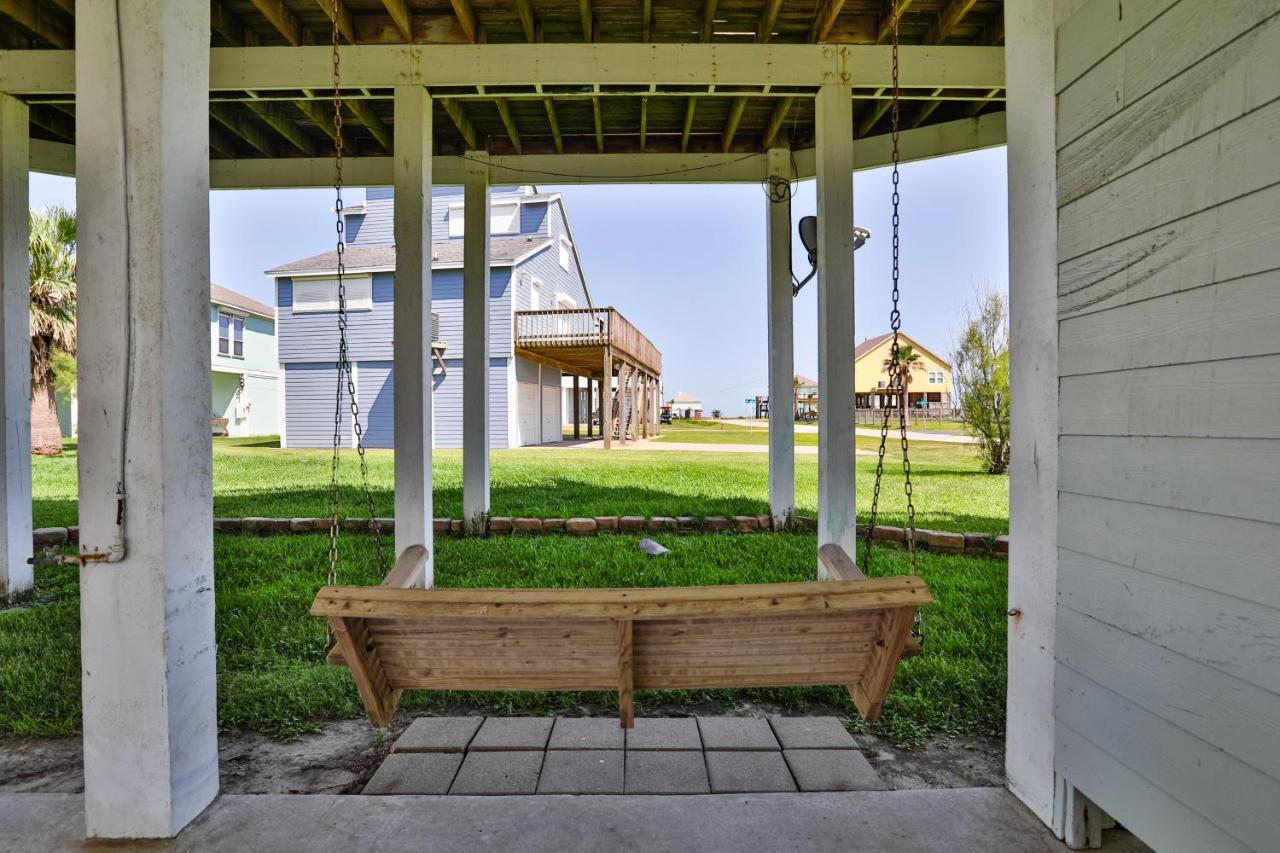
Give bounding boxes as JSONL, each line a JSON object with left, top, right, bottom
{"left": 31, "top": 114, "right": 1007, "bottom": 187}
{"left": 1004, "top": 0, "right": 1059, "bottom": 830}
{"left": 461, "top": 150, "right": 490, "bottom": 533}
{"left": 0, "top": 43, "right": 1005, "bottom": 95}
{"left": 766, "top": 146, "right": 795, "bottom": 530}
{"left": 392, "top": 86, "right": 434, "bottom": 582}
{"left": 815, "top": 82, "right": 857, "bottom": 578}
{"left": 75, "top": 0, "right": 218, "bottom": 838}
{"left": 0, "top": 93, "right": 30, "bottom": 600}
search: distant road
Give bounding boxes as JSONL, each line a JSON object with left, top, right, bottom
{"left": 711, "top": 418, "right": 978, "bottom": 444}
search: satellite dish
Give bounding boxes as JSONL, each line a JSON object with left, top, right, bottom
{"left": 792, "top": 219, "right": 872, "bottom": 296}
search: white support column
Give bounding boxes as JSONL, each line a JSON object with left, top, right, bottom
{"left": 815, "top": 83, "right": 857, "bottom": 576}
{"left": 1005, "top": 0, "right": 1060, "bottom": 828}
{"left": 393, "top": 86, "right": 433, "bottom": 582}
{"left": 0, "top": 94, "right": 30, "bottom": 601}
{"left": 76, "top": 0, "right": 217, "bottom": 838}
{"left": 461, "top": 151, "right": 490, "bottom": 534}
{"left": 766, "top": 145, "right": 796, "bottom": 531}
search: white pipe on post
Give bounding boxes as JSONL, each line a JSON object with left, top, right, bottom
{"left": 392, "top": 86, "right": 434, "bottom": 582}
{"left": 462, "top": 151, "right": 490, "bottom": 534}
{"left": 0, "top": 93, "right": 30, "bottom": 601}
{"left": 75, "top": 0, "right": 218, "bottom": 838}
{"left": 766, "top": 145, "right": 795, "bottom": 530}
{"left": 815, "top": 83, "right": 857, "bottom": 577}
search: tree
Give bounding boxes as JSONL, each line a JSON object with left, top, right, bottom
{"left": 951, "top": 291, "right": 1010, "bottom": 473}
{"left": 29, "top": 206, "right": 77, "bottom": 456}
{"left": 711, "top": 409, "right": 722, "bottom": 419}
{"left": 882, "top": 342, "right": 924, "bottom": 408}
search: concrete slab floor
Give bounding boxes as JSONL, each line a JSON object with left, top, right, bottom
{"left": 468, "top": 717, "right": 554, "bottom": 751}
{"left": 625, "top": 717, "right": 702, "bottom": 751}
{"left": 704, "top": 751, "right": 797, "bottom": 793}
{"left": 537, "top": 750, "right": 624, "bottom": 794}
{"left": 0, "top": 791, "right": 1156, "bottom": 853}
{"left": 697, "top": 716, "right": 780, "bottom": 751}
{"left": 449, "top": 751, "right": 545, "bottom": 795}
{"left": 363, "top": 753, "right": 462, "bottom": 795}
{"left": 547, "top": 716, "right": 626, "bottom": 750}
{"left": 392, "top": 717, "right": 482, "bottom": 753}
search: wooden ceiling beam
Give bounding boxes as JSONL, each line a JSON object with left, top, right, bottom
{"left": 29, "top": 103, "right": 73, "bottom": 141}
{"left": 245, "top": 100, "right": 317, "bottom": 155}
{"left": 294, "top": 95, "right": 339, "bottom": 142}
{"left": 543, "top": 98, "right": 563, "bottom": 154}
{"left": 592, "top": 96, "right": 604, "bottom": 153}
{"left": 440, "top": 97, "right": 478, "bottom": 149}
{"left": 346, "top": 99, "right": 391, "bottom": 151}
{"left": 210, "top": 103, "right": 278, "bottom": 157}
{"left": 700, "top": 0, "right": 718, "bottom": 43}
{"left": 495, "top": 99, "right": 523, "bottom": 154}
{"left": 642, "top": 0, "right": 651, "bottom": 43}
{"left": 721, "top": 97, "right": 746, "bottom": 152}
{"left": 248, "top": 0, "right": 310, "bottom": 47}
{"left": 0, "top": 0, "right": 71, "bottom": 48}
{"left": 380, "top": 0, "right": 413, "bottom": 43}
{"left": 965, "top": 87, "right": 1001, "bottom": 117}
{"left": 760, "top": 95, "right": 794, "bottom": 149}
{"left": 680, "top": 98, "right": 696, "bottom": 153}
{"left": 856, "top": 97, "right": 891, "bottom": 138}
{"left": 874, "top": 0, "right": 913, "bottom": 44}
{"left": 209, "top": 123, "right": 240, "bottom": 158}
{"left": 211, "top": 0, "right": 260, "bottom": 46}
{"left": 639, "top": 97, "right": 648, "bottom": 153}
{"left": 45, "top": 0, "right": 72, "bottom": 13}
{"left": 807, "top": 0, "right": 847, "bottom": 44}
{"left": 578, "top": 0, "right": 593, "bottom": 42}
{"left": 927, "top": 0, "right": 978, "bottom": 45}
{"left": 756, "top": 0, "right": 783, "bottom": 42}
{"left": 514, "top": 0, "right": 537, "bottom": 43}
{"left": 450, "top": 0, "right": 479, "bottom": 43}
{"left": 315, "top": 0, "right": 356, "bottom": 44}
{"left": 909, "top": 88, "right": 944, "bottom": 128}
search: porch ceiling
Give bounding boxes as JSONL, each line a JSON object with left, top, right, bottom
{"left": 2, "top": 1, "right": 1005, "bottom": 160}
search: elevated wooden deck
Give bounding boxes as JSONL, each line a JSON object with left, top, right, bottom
{"left": 515, "top": 307, "right": 661, "bottom": 379}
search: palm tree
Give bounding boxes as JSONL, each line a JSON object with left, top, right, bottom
{"left": 882, "top": 342, "right": 924, "bottom": 410}
{"left": 28, "top": 207, "right": 77, "bottom": 456}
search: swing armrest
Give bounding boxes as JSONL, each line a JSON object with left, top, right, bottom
{"left": 819, "top": 543, "right": 920, "bottom": 658}
{"left": 325, "top": 545, "right": 430, "bottom": 667}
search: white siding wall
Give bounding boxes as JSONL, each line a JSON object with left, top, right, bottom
{"left": 1053, "top": 3, "right": 1280, "bottom": 851}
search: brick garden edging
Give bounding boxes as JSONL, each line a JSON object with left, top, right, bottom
{"left": 33, "top": 517, "right": 1008, "bottom": 558}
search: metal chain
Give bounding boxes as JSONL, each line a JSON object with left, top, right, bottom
{"left": 863, "top": 0, "right": 919, "bottom": 582}
{"left": 327, "top": 15, "right": 386, "bottom": 592}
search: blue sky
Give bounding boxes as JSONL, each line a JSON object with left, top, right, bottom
{"left": 30, "top": 145, "right": 1007, "bottom": 417}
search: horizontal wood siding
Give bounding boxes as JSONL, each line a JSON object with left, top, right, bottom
{"left": 430, "top": 267, "right": 514, "bottom": 360}
{"left": 431, "top": 357, "right": 510, "bottom": 450}
{"left": 277, "top": 273, "right": 395, "bottom": 363}
{"left": 284, "top": 363, "right": 351, "bottom": 448}
{"left": 1055, "top": 2, "right": 1280, "bottom": 850}
{"left": 355, "top": 361, "right": 394, "bottom": 448}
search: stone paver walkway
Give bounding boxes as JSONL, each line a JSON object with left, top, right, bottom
{"left": 362, "top": 716, "right": 889, "bottom": 796}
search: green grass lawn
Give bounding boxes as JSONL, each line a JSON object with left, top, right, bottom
{"left": 31, "top": 437, "right": 1008, "bottom": 536}
{"left": 0, "top": 532, "right": 1006, "bottom": 745}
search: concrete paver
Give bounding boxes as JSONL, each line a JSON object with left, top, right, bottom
{"left": 469, "top": 717, "right": 554, "bottom": 751}
{"left": 536, "top": 750, "right": 624, "bottom": 794}
{"left": 449, "top": 751, "right": 544, "bottom": 795}
{"left": 696, "top": 717, "right": 779, "bottom": 751}
{"left": 361, "top": 753, "right": 463, "bottom": 795}
{"left": 768, "top": 717, "right": 857, "bottom": 750}
{"left": 784, "top": 749, "right": 887, "bottom": 792}
{"left": 624, "top": 751, "right": 710, "bottom": 794}
{"left": 393, "top": 717, "right": 482, "bottom": 753}
{"left": 704, "top": 751, "right": 797, "bottom": 793}
{"left": 548, "top": 717, "right": 625, "bottom": 751}
{"left": 625, "top": 717, "right": 702, "bottom": 751}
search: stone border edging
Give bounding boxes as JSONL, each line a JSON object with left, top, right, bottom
{"left": 33, "top": 518, "right": 1008, "bottom": 558}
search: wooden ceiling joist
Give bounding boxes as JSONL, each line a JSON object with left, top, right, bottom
{"left": 639, "top": 96, "right": 648, "bottom": 152}
{"left": 642, "top": 0, "right": 651, "bottom": 42}
{"left": 807, "top": 0, "right": 847, "bottom": 44}
{"left": 209, "top": 123, "right": 240, "bottom": 158}
{"left": 347, "top": 98, "right": 390, "bottom": 151}
{"left": 440, "top": 97, "right": 477, "bottom": 149}
{"left": 380, "top": 0, "right": 413, "bottom": 43}
{"left": 244, "top": 100, "right": 316, "bottom": 155}
{"left": 760, "top": 95, "right": 794, "bottom": 149}
{"left": 210, "top": 103, "right": 277, "bottom": 157}
{"left": 211, "top": 0, "right": 260, "bottom": 46}
{"left": 578, "top": 0, "right": 593, "bottom": 42}
{"left": 928, "top": 0, "right": 979, "bottom": 45}
{"left": 875, "top": 0, "right": 914, "bottom": 44}
{"left": 543, "top": 97, "right": 563, "bottom": 154}
{"left": 315, "top": 0, "right": 355, "bottom": 45}
{"left": 910, "top": 88, "right": 944, "bottom": 128}
{"left": 680, "top": 97, "right": 696, "bottom": 153}
{"left": 450, "top": 0, "right": 479, "bottom": 43}
{"left": 248, "top": 0, "right": 309, "bottom": 47}
{"left": 0, "top": 0, "right": 71, "bottom": 48}
{"left": 495, "top": 98, "right": 523, "bottom": 154}
{"left": 293, "top": 96, "right": 337, "bottom": 142}
{"left": 700, "top": 0, "right": 718, "bottom": 42}
{"left": 756, "top": 0, "right": 784, "bottom": 42}
{"left": 514, "top": 0, "right": 538, "bottom": 43}
{"left": 592, "top": 95, "right": 604, "bottom": 152}
{"left": 722, "top": 97, "right": 746, "bottom": 152}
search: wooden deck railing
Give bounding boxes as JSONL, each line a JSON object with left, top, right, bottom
{"left": 515, "top": 307, "right": 662, "bottom": 375}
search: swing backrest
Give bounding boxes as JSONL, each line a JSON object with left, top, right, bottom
{"left": 314, "top": 543, "right": 930, "bottom": 728}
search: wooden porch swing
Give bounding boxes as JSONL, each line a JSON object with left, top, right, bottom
{"left": 311, "top": 2, "right": 930, "bottom": 730}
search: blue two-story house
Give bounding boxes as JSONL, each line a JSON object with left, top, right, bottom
{"left": 267, "top": 186, "right": 659, "bottom": 449}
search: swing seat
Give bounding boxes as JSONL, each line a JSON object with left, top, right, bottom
{"left": 313, "top": 543, "right": 930, "bottom": 728}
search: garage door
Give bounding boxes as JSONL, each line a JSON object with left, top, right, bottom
{"left": 542, "top": 385, "right": 560, "bottom": 443}
{"left": 517, "top": 381, "right": 539, "bottom": 446}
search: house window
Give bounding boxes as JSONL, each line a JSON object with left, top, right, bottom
{"left": 291, "top": 276, "right": 373, "bottom": 313}
{"left": 559, "top": 236, "right": 572, "bottom": 270}
{"left": 447, "top": 201, "right": 521, "bottom": 237}
{"left": 555, "top": 293, "right": 576, "bottom": 309}
{"left": 530, "top": 278, "right": 543, "bottom": 310}
{"left": 218, "top": 312, "right": 245, "bottom": 358}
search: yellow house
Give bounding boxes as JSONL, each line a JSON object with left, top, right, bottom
{"left": 853, "top": 333, "right": 953, "bottom": 411}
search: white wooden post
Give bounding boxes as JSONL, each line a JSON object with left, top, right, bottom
{"left": 462, "top": 151, "right": 490, "bottom": 534}
{"left": 766, "top": 145, "right": 795, "bottom": 530}
{"left": 1004, "top": 0, "right": 1059, "bottom": 827}
{"left": 601, "top": 349, "right": 612, "bottom": 449}
{"left": 393, "top": 86, "right": 433, "bottom": 583}
{"left": 76, "top": 0, "right": 217, "bottom": 838}
{"left": 815, "top": 83, "right": 857, "bottom": 576}
{"left": 615, "top": 361, "right": 629, "bottom": 445}
{"left": 0, "top": 94, "right": 30, "bottom": 601}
